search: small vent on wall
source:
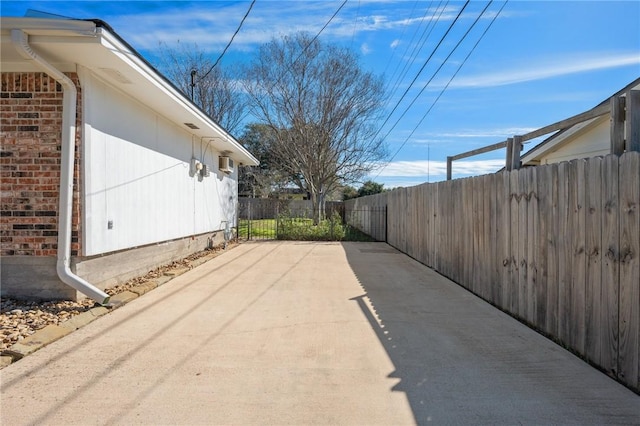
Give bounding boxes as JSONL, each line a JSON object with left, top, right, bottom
{"left": 184, "top": 123, "right": 199, "bottom": 129}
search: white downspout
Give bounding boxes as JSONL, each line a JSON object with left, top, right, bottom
{"left": 11, "top": 30, "right": 110, "bottom": 305}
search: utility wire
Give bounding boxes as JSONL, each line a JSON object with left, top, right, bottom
{"left": 382, "top": 0, "right": 424, "bottom": 79}
{"left": 384, "top": 0, "right": 444, "bottom": 104}
{"left": 293, "top": 0, "right": 348, "bottom": 65}
{"left": 237, "top": 0, "right": 347, "bottom": 129}
{"left": 349, "top": 0, "right": 362, "bottom": 49}
{"left": 375, "top": 0, "right": 508, "bottom": 177}
{"left": 381, "top": 0, "right": 448, "bottom": 128}
{"left": 381, "top": 1, "right": 491, "bottom": 143}
{"left": 259, "top": 0, "right": 348, "bottom": 100}
{"left": 373, "top": 1, "right": 470, "bottom": 142}
{"left": 197, "top": 0, "right": 256, "bottom": 82}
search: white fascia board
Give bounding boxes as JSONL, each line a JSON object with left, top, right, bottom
{"left": 0, "top": 17, "right": 97, "bottom": 36}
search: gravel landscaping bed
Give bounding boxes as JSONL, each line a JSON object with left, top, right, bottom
{"left": 1, "top": 241, "right": 237, "bottom": 352}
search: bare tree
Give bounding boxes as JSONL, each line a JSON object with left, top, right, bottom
{"left": 242, "top": 32, "right": 387, "bottom": 223}
{"left": 158, "top": 42, "right": 246, "bottom": 135}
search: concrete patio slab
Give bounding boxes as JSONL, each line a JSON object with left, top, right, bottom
{"left": 0, "top": 241, "right": 637, "bottom": 425}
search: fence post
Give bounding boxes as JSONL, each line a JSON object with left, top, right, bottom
{"left": 248, "top": 198, "right": 252, "bottom": 240}
{"left": 275, "top": 202, "right": 279, "bottom": 239}
{"left": 610, "top": 95, "right": 626, "bottom": 155}
{"left": 626, "top": 89, "right": 640, "bottom": 152}
{"left": 446, "top": 156, "right": 453, "bottom": 180}
{"left": 505, "top": 137, "right": 514, "bottom": 171}
{"left": 511, "top": 135, "right": 523, "bottom": 170}
{"left": 235, "top": 200, "right": 239, "bottom": 242}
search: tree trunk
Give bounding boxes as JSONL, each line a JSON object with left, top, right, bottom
{"left": 310, "top": 189, "right": 326, "bottom": 226}
{"left": 310, "top": 190, "right": 320, "bottom": 225}
{"left": 319, "top": 191, "right": 326, "bottom": 222}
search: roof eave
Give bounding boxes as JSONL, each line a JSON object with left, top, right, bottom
{"left": 0, "top": 17, "right": 259, "bottom": 166}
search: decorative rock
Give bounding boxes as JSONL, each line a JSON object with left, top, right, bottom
{"left": 0, "top": 355, "right": 13, "bottom": 369}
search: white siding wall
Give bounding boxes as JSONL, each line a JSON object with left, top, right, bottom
{"left": 539, "top": 117, "right": 610, "bottom": 165}
{"left": 81, "top": 70, "right": 237, "bottom": 256}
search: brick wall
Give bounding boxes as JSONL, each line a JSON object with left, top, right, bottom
{"left": 1, "top": 72, "right": 82, "bottom": 257}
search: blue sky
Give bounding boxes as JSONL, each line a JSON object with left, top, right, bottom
{"left": 3, "top": 1, "right": 639, "bottom": 187}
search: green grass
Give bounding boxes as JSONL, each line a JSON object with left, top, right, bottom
{"left": 238, "top": 215, "right": 377, "bottom": 242}
{"left": 277, "top": 216, "right": 344, "bottom": 241}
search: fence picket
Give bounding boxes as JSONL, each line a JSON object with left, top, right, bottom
{"left": 618, "top": 152, "right": 639, "bottom": 389}
{"left": 509, "top": 171, "right": 520, "bottom": 315}
{"left": 517, "top": 169, "right": 528, "bottom": 320}
{"left": 601, "top": 155, "right": 620, "bottom": 376}
{"left": 482, "top": 174, "right": 491, "bottom": 299}
{"left": 469, "top": 177, "right": 478, "bottom": 292}
{"left": 527, "top": 167, "right": 538, "bottom": 325}
{"left": 500, "top": 171, "right": 511, "bottom": 311}
{"left": 535, "top": 165, "right": 549, "bottom": 332}
{"left": 546, "top": 164, "right": 559, "bottom": 337}
{"left": 491, "top": 172, "right": 502, "bottom": 306}
{"left": 585, "top": 157, "right": 603, "bottom": 365}
{"left": 571, "top": 160, "right": 587, "bottom": 355}
{"left": 558, "top": 161, "right": 572, "bottom": 346}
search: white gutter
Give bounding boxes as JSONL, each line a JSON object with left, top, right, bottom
{"left": 11, "top": 29, "right": 110, "bottom": 305}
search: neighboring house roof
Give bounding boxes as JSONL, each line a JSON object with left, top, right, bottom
{"left": 521, "top": 77, "right": 640, "bottom": 165}
{"left": 0, "top": 16, "right": 259, "bottom": 166}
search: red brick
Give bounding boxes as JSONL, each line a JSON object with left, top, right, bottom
{"left": 1, "top": 71, "right": 83, "bottom": 255}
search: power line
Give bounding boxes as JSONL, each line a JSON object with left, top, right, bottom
{"left": 234, "top": 0, "right": 349, "bottom": 134}
{"left": 380, "top": 0, "right": 448, "bottom": 136}
{"left": 375, "top": 0, "right": 509, "bottom": 178}
{"left": 294, "top": 0, "right": 348, "bottom": 64}
{"left": 373, "top": 1, "right": 470, "bottom": 142}
{"left": 349, "top": 0, "right": 362, "bottom": 49}
{"left": 382, "top": 1, "right": 492, "bottom": 143}
{"left": 382, "top": 0, "right": 426, "bottom": 80}
{"left": 384, "top": 0, "right": 445, "bottom": 104}
{"left": 196, "top": 0, "right": 256, "bottom": 83}
{"left": 259, "top": 0, "right": 349, "bottom": 99}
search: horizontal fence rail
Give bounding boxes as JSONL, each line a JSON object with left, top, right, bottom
{"left": 345, "top": 152, "right": 640, "bottom": 393}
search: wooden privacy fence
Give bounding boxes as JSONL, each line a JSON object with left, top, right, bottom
{"left": 345, "top": 152, "right": 640, "bottom": 392}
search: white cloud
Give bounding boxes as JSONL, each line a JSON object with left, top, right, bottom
{"left": 118, "top": 2, "right": 486, "bottom": 53}
{"left": 371, "top": 159, "right": 504, "bottom": 178}
{"left": 434, "top": 127, "right": 538, "bottom": 138}
{"left": 451, "top": 52, "right": 640, "bottom": 89}
{"left": 114, "top": 2, "right": 341, "bottom": 52}
{"left": 365, "top": 159, "right": 506, "bottom": 187}
{"left": 394, "top": 127, "right": 539, "bottom": 147}
{"left": 361, "top": 43, "right": 372, "bottom": 55}
{"left": 390, "top": 39, "right": 400, "bottom": 49}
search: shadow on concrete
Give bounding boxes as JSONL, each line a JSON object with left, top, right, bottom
{"left": 341, "top": 242, "right": 640, "bottom": 425}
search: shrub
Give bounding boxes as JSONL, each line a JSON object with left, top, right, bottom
{"left": 277, "top": 212, "right": 346, "bottom": 241}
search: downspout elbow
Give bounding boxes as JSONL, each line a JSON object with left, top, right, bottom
{"left": 11, "top": 29, "right": 110, "bottom": 305}
{"left": 56, "top": 261, "right": 110, "bottom": 305}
